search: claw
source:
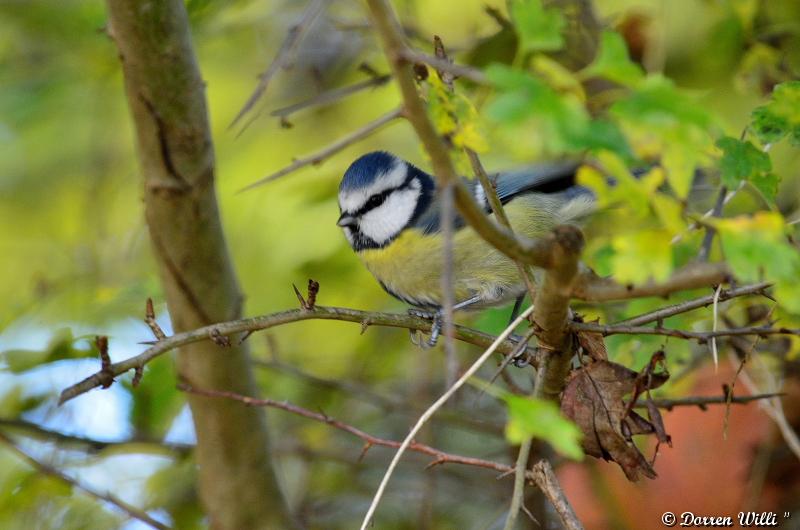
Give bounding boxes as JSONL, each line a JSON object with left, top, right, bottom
{"left": 427, "top": 311, "right": 443, "bottom": 347}
{"left": 407, "top": 307, "right": 442, "bottom": 347}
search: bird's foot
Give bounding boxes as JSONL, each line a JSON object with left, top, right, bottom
{"left": 407, "top": 308, "right": 442, "bottom": 347}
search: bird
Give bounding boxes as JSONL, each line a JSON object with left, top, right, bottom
{"left": 336, "top": 151, "right": 595, "bottom": 345}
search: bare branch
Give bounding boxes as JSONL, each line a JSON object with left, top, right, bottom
{"left": 59, "top": 304, "right": 540, "bottom": 405}
{"left": 636, "top": 392, "right": 784, "bottom": 410}
{"left": 0, "top": 418, "right": 193, "bottom": 456}
{"left": 270, "top": 73, "right": 391, "bottom": 121}
{"left": 572, "top": 262, "right": 732, "bottom": 302}
{"left": 569, "top": 321, "right": 800, "bottom": 342}
{"left": 238, "top": 107, "right": 402, "bottom": 192}
{"left": 179, "top": 384, "right": 512, "bottom": 474}
{"left": 530, "top": 460, "right": 584, "bottom": 530}
{"left": 0, "top": 431, "right": 171, "bottom": 530}
{"left": 503, "top": 438, "right": 533, "bottom": 530}
{"left": 253, "top": 358, "right": 504, "bottom": 436}
{"left": 615, "top": 282, "right": 772, "bottom": 327}
{"left": 399, "top": 49, "right": 488, "bottom": 84}
{"left": 697, "top": 186, "right": 727, "bottom": 262}
{"left": 229, "top": 0, "right": 328, "bottom": 129}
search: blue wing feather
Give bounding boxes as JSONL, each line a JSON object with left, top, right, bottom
{"left": 410, "top": 162, "right": 585, "bottom": 234}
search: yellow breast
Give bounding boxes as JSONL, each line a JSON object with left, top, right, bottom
{"left": 357, "top": 198, "right": 559, "bottom": 307}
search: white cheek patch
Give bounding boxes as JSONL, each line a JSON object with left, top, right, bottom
{"left": 359, "top": 187, "right": 420, "bottom": 244}
{"left": 338, "top": 160, "right": 408, "bottom": 213}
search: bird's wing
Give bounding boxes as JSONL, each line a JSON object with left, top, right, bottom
{"left": 494, "top": 161, "right": 584, "bottom": 203}
{"left": 410, "top": 162, "right": 590, "bottom": 234}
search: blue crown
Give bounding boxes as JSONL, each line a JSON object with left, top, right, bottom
{"left": 340, "top": 151, "right": 398, "bottom": 191}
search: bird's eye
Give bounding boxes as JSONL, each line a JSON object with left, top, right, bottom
{"left": 366, "top": 194, "right": 384, "bottom": 209}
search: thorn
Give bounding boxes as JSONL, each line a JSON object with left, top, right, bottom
{"left": 238, "top": 330, "right": 254, "bottom": 345}
{"left": 292, "top": 283, "right": 307, "bottom": 309}
{"left": 358, "top": 442, "right": 373, "bottom": 462}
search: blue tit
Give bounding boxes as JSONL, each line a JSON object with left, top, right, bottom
{"left": 336, "top": 151, "right": 595, "bottom": 342}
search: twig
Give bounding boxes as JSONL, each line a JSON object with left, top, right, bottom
{"left": 671, "top": 181, "right": 745, "bottom": 245}
{"left": 442, "top": 181, "right": 458, "bottom": 386}
{"left": 572, "top": 262, "right": 732, "bottom": 302}
{"left": 503, "top": 438, "right": 532, "bottom": 530}
{"left": 144, "top": 298, "right": 167, "bottom": 340}
{"left": 530, "top": 460, "right": 584, "bottom": 530}
{"left": 0, "top": 418, "right": 193, "bottom": 456}
{"left": 178, "top": 384, "right": 513, "bottom": 474}
{"left": 399, "top": 49, "right": 488, "bottom": 84}
{"left": 467, "top": 150, "right": 538, "bottom": 300}
{"left": 728, "top": 345, "right": 800, "bottom": 462}
{"left": 252, "top": 358, "right": 504, "bottom": 435}
{"left": 59, "top": 305, "right": 539, "bottom": 405}
{"left": 614, "top": 282, "right": 772, "bottom": 327}
{"left": 697, "top": 186, "right": 727, "bottom": 262}
{"left": 569, "top": 321, "right": 800, "bottom": 342}
{"left": 229, "top": 0, "right": 328, "bottom": 129}
{"left": 711, "top": 284, "right": 722, "bottom": 369}
{"left": 238, "top": 107, "right": 402, "bottom": 192}
{"left": 0, "top": 431, "right": 171, "bottom": 530}
{"left": 358, "top": 305, "right": 536, "bottom": 530}
{"left": 636, "top": 392, "right": 784, "bottom": 410}
{"left": 270, "top": 74, "right": 391, "bottom": 121}
{"left": 430, "top": 37, "right": 457, "bottom": 386}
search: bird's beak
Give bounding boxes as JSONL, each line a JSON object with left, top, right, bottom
{"left": 337, "top": 214, "right": 357, "bottom": 228}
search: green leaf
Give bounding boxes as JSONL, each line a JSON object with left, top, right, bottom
{"left": 750, "top": 172, "right": 781, "bottom": 204}
{"left": 583, "top": 31, "right": 644, "bottom": 87}
{"left": 510, "top": 0, "right": 565, "bottom": 52}
{"left": 612, "top": 76, "right": 717, "bottom": 197}
{"left": 504, "top": 395, "right": 583, "bottom": 460}
{"left": 716, "top": 213, "right": 800, "bottom": 313}
{"left": 750, "top": 81, "right": 800, "bottom": 145}
{"left": 716, "top": 136, "right": 772, "bottom": 187}
{"left": 611, "top": 230, "right": 674, "bottom": 284}
{"left": 486, "top": 65, "right": 630, "bottom": 157}
{"left": 126, "top": 355, "right": 183, "bottom": 437}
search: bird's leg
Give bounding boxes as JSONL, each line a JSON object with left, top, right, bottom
{"left": 408, "top": 296, "right": 482, "bottom": 347}
{"left": 508, "top": 294, "right": 525, "bottom": 325}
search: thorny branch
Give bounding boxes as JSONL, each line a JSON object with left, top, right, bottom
{"left": 0, "top": 431, "right": 171, "bottom": 530}
{"left": 614, "top": 282, "right": 772, "bottom": 327}
{"left": 238, "top": 107, "right": 402, "bottom": 192}
{"left": 569, "top": 321, "right": 800, "bottom": 342}
{"left": 178, "top": 384, "right": 512, "bottom": 474}
{"left": 0, "top": 418, "right": 193, "bottom": 456}
{"left": 270, "top": 72, "right": 391, "bottom": 123}
{"left": 229, "top": 0, "right": 328, "bottom": 129}
{"left": 59, "top": 301, "right": 540, "bottom": 405}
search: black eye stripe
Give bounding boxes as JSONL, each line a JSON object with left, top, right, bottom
{"left": 353, "top": 176, "right": 417, "bottom": 217}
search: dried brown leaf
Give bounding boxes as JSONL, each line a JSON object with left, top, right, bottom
{"left": 561, "top": 354, "right": 669, "bottom": 481}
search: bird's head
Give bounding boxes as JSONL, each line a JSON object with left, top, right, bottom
{"left": 337, "top": 151, "right": 433, "bottom": 251}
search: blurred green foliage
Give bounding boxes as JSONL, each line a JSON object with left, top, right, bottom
{"left": 1, "top": 0, "right": 799, "bottom": 528}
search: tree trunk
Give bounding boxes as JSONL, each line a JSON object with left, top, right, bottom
{"left": 105, "top": 1, "right": 292, "bottom": 528}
